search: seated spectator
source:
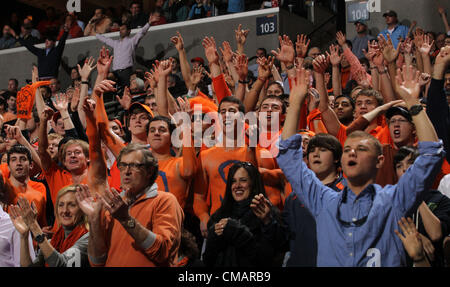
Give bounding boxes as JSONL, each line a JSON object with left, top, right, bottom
{"left": 129, "top": 1, "right": 149, "bottom": 29}
{"left": 188, "top": 0, "right": 211, "bottom": 20}
{"left": 23, "top": 16, "right": 41, "bottom": 40}
{"left": 162, "top": 0, "right": 189, "bottom": 23}
{"left": 57, "top": 14, "right": 83, "bottom": 40}
{"left": 37, "top": 7, "right": 61, "bottom": 37}
{"left": 149, "top": 7, "right": 168, "bottom": 26}
{"left": 227, "top": 0, "right": 245, "bottom": 14}
{"left": 9, "top": 186, "right": 89, "bottom": 267}
{"left": 0, "top": 25, "right": 17, "bottom": 50}
{"left": 84, "top": 8, "right": 113, "bottom": 36}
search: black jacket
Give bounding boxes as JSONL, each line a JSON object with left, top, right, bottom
{"left": 18, "top": 31, "right": 68, "bottom": 79}
{"left": 203, "top": 208, "right": 285, "bottom": 267}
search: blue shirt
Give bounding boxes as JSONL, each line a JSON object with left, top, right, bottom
{"left": 379, "top": 24, "right": 409, "bottom": 49}
{"left": 277, "top": 134, "right": 444, "bottom": 267}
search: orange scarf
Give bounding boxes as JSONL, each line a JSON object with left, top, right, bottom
{"left": 51, "top": 224, "right": 88, "bottom": 254}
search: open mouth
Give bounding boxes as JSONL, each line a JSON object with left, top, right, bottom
{"left": 347, "top": 160, "right": 357, "bottom": 167}
{"left": 393, "top": 129, "right": 401, "bottom": 138}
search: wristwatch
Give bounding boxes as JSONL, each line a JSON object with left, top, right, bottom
{"left": 35, "top": 233, "right": 46, "bottom": 244}
{"left": 409, "top": 104, "right": 423, "bottom": 116}
{"left": 122, "top": 217, "right": 136, "bottom": 229}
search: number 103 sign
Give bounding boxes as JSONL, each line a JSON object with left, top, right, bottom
{"left": 256, "top": 15, "right": 277, "bottom": 36}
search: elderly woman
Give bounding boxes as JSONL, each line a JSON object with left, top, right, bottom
{"left": 9, "top": 184, "right": 89, "bottom": 267}
{"left": 202, "top": 161, "right": 286, "bottom": 267}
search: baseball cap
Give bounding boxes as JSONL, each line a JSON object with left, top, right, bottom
{"left": 354, "top": 20, "right": 367, "bottom": 26}
{"left": 191, "top": 57, "right": 205, "bottom": 65}
{"left": 383, "top": 10, "right": 397, "bottom": 17}
{"left": 386, "top": 106, "right": 412, "bottom": 122}
{"left": 129, "top": 102, "right": 154, "bottom": 118}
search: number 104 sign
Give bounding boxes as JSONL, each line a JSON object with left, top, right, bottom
{"left": 256, "top": 15, "right": 277, "bottom": 36}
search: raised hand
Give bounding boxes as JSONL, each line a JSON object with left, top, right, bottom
{"left": 116, "top": 86, "right": 132, "bottom": 110}
{"left": 271, "top": 35, "right": 295, "bottom": 65}
{"left": 233, "top": 54, "right": 248, "bottom": 81}
{"left": 378, "top": 34, "right": 400, "bottom": 63}
{"left": 71, "top": 87, "right": 81, "bottom": 112}
{"left": 170, "top": 31, "right": 184, "bottom": 51}
{"left": 257, "top": 56, "right": 275, "bottom": 80}
{"left": 295, "top": 34, "right": 310, "bottom": 58}
{"left": 418, "top": 34, "right": 434, "bottom": 55}
{"left": 219, "top": 41, "right": 234, "bottom": 63}
{"left": 82, "top": 97, "right": 96, "bottom": 122}
{"left": 40, "top": 106, "right": 55, "bottom": 122}
{"left": 327, "top": 44, "right": 342, "bottom": 66}
{"left": 100, "top": 188, "right": 130, "bottom": 222}
{"left": 158, "top": 59, "right": 173, "bottom": 78}
{"left": 336, "top": 31, "right": 347, "bottom": 47}
{"left": 16, "top": 197, "right": 38, "bottom": 228}
{"left": 418, "top": 72, "right": 431, "bottom": 87}
{"left": 9, "top": 205, "right": 30, "bottom": 236}
{"left": 190, "top": 65, "right": 205, "bottom": 86}
{"left": 75, "top": 184, "right": 103, "bottom": 218}
{"left": 312, "top": 54, "right": 329, "bottom": 74}
{"left": 77, "top": 56, "right": 97, "bottom": 81}
{"left": 94, "top": 79, "right": 117, "bottom": 97}
{"left": 394, "top": 217, "right": 427, "bottom": 263}
{"left": 52, "top": 93, "right": 70, "bottom": 112}
{"left": 289, "top": 66, "right": 310, "bottom": 100}
{"left": 97, "top": 46, "right": 113, "bottom": 78}
{"left": 202, "top": 36, "right": 219, "bottom": 65}
{"left": 235, "top": 24, "right": 249, "bottom": 47}
{"left": 395, "top": 64, "right": 421, "bottom": 103}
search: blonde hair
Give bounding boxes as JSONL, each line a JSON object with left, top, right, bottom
{"left": 346, "top": 131, "right": 382, "bottom": 156}
{"left": 54, "top": 184, "right": 87, "bottom": 228}
{"left": 59, "top": 139, "right": 89, "bottom": 165}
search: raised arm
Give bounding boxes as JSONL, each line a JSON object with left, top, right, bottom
{"left": 235, "top": 24, "right": 249, "bottom": 55}
{"left": 418, "top": 34, "right": 434, "bottom": 76}
{"left": 156, "top": 59, "right": 173, "bottom": 117}
{"left": 77, "top": 56, "right": 97, "bottom": 129}
{"left": 243, "top": 56, "right": 274, "bottom": 112}
{"left": 37, "top": 107, "right": 54, "bottom": 171}
{"left": 6, "top": 123, "right": 42, "bottom": 170}
{"left": 52, "top": 93, "right": 76, "bottom": 132}
{"left": 328, "top": 44, "right": 342, "bottom": 97}
{"left": 171, "top": 32, "right": 192, "bottom": 91}
{"left": 233, "top": 54, "right": 249, "bottom": 102}
{"left": 313, "top": 54, "right": 341, "bottom": 136}
{"left": 438, "top": 6, "right": 450, "bottom": 34}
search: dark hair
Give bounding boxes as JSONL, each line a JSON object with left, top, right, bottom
{"left": 218, "top": 96, "right": 245, "bottom": 114}
{"left": 267, "top": 81, "right": 284, "bottom": 94}
{"left": 210, "top": 162, "right": 267, "bottom": 222}
{"left": 260, "top": 94, "right": 287, "bottom": 114}
{"left": 117, "top": 143, "right": 159, "bottom": 185}
{"left": 130, "top": 1, "right": 142, "bottom": 8}
{"left": 393, "top": 146, "right": 419, "bottom": 169}
{"left": 8, "top": 78, "right": 18, "bottom": 87}
{"left": 179, "top": 228, "right": 200, "bottom": 260}
{"left": 7, "top": 144, "right": 32, "bottom": 165}
{"left": 335, "top": 94, "right": 355, "bottom": 109}
{"left": 257, "top": 47, "right": 267, "bottom": 56}
{"left": 149, "top": 115, "right": 176, "bottom": 135}
{"left": 306, "top": 133, "right": 342, "bottom": 168}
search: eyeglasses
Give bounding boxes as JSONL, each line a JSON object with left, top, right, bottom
{"left": 117, "top": 162, "right": 147, "bottom": 171}
{"left": 66, "top": 150, "right": 83, "bottom": 157}
{"left": 388, "top": 118, "right": 409, "bottom": 125}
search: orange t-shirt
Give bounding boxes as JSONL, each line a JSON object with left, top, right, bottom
{"left": 193, "top": 145, "right": 278, "bottom": 222}
{"left": 90, "top": 190, "right": 183, "bottom": 267}
{"left": 156, "top": 148, "right": 197, "bottom": 209}
{"left": 0, "top": 164, "right": 46, "bottom": 226}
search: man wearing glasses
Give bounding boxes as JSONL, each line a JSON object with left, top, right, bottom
{"left": 78, "top": 143, "right": 184, "bottom": 267}
{"left": 277, "top": 65, "right": 443, "bottom": 266}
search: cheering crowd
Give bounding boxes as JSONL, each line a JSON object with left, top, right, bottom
{"left": 0, "top": 3, "right": 449, "bottom": 267}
